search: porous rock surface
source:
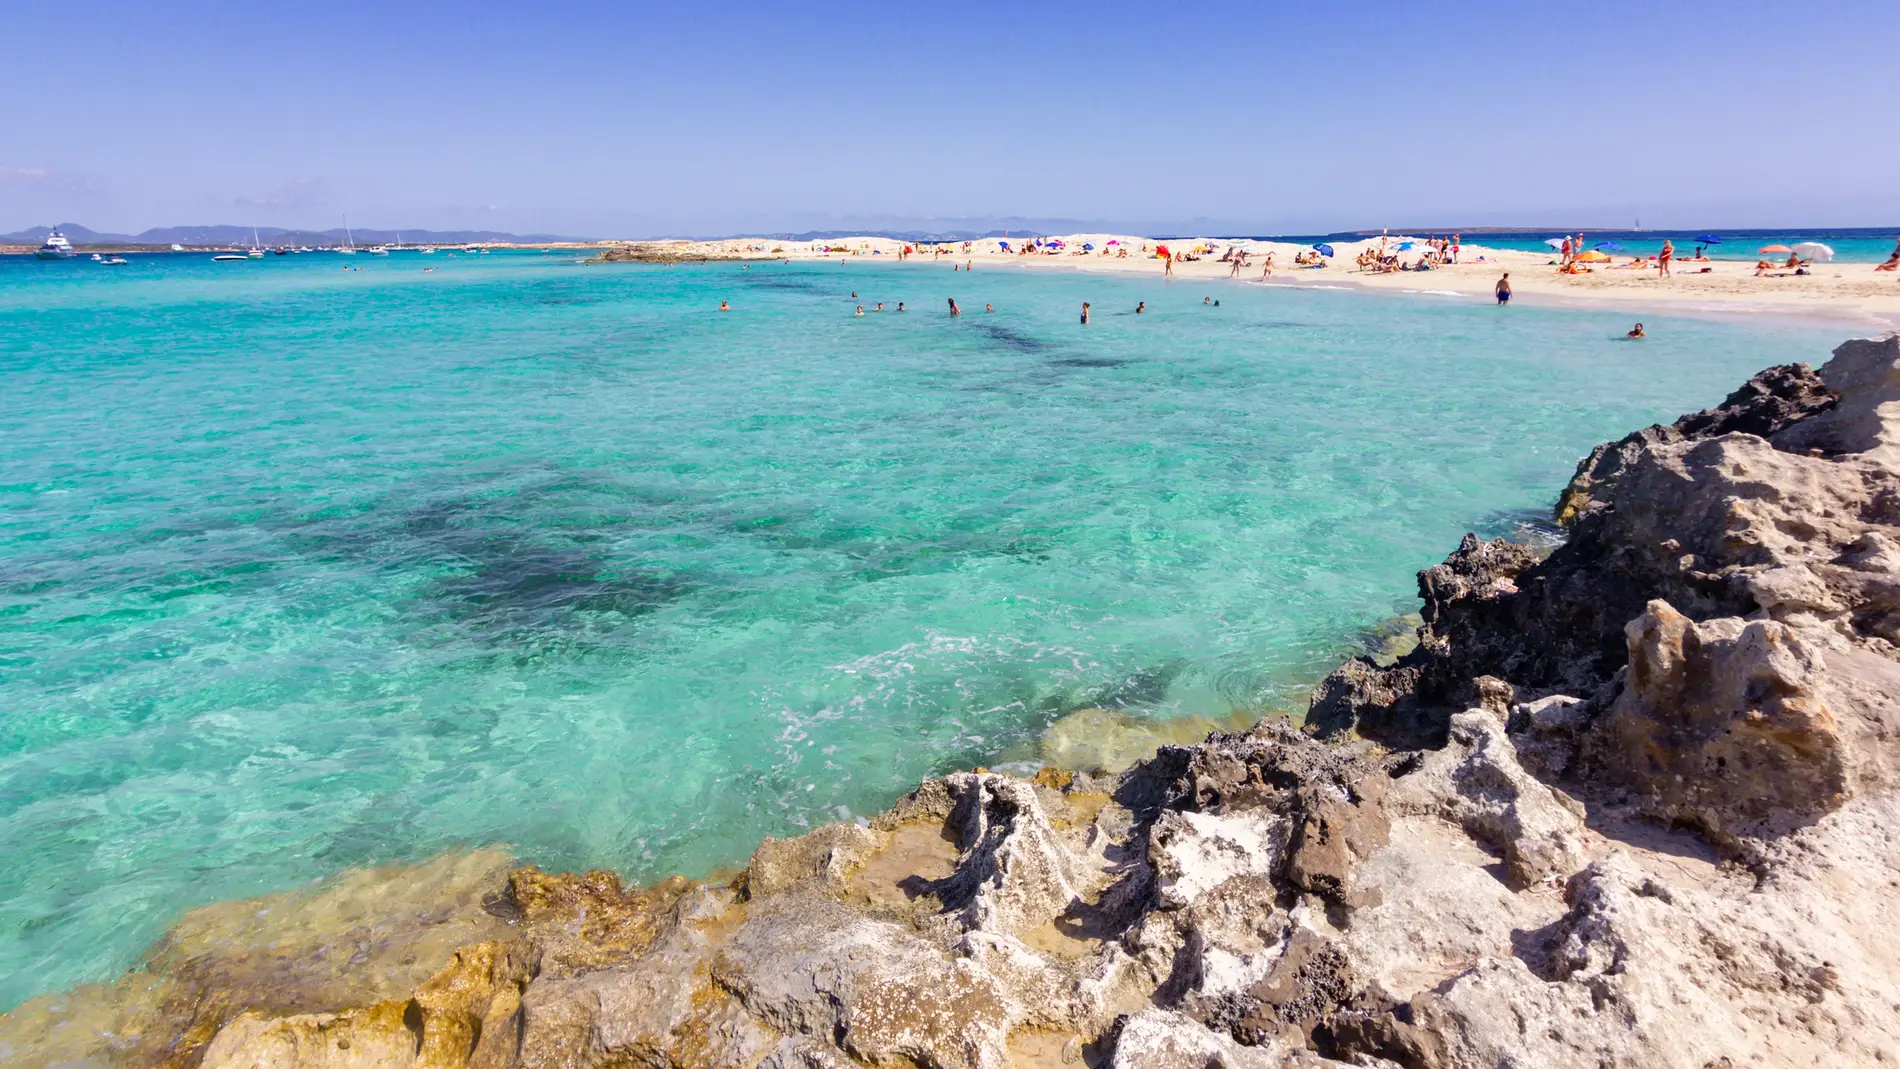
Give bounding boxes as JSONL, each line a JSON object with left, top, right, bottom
{"left": 6, "top": 335, "right": 1900, "bottom": 1069}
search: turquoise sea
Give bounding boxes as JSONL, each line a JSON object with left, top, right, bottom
{"left": 0, "top": 250, "right": 1843, "bottom": 1008}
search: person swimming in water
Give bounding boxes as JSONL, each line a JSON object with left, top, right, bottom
{"left": 985, "top": 303, "right": 993, "bottom": 312}
{"left": 719, "top": 300, "right": 730, "bottom": 311}
{"left": 1135, "top": 301, "right": 1145, "bottom": 314}
{"left": 1627, "top": 323, "right": 1645, "bottom": 338}
{"left": 854, "top": 306, "right": 864, "bottom": 316}
{"left": 948, "top": 298, "right": 961, "bottom": 316}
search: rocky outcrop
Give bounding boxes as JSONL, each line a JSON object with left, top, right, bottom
{"left": 1552, "top": 361, "right": 1837, "bottom": 525}
{"left": 7, "top": 335, "right": 1900, "bottom": 1069}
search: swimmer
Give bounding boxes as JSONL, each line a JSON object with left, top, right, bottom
{"left": 719, "top": 300, "right": 730, "bottom": 311}
{"left": 1080, "top": 301, "right": 1091, "bottom": 325}
{"left": 855, "top": 305, "right": 864, "bottom": 316}
{"left": 897, "top": 302, "right": 905, "bottom": 311}
{"left": 948, "top": 298, "right": 961, "bottom": 317}
{"left": 851, "top": 291, "right": 858, "bottom": 298}
{"left": 1135, "top": 301, "right": 1145, "bottom": 314}
{"left": 1204, "top": 296, "right": 1211, "bottom": 305}
{"left": 985, "top": 303, "right": 993, "bottom": 312}
{"left": 1627, "top": 323, "right": 1645, "bottom": 338}
{"left": 875, "top": 302, "right": 884, "bottom": 311}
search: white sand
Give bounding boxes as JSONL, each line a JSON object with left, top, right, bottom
{"left": 640, "top": 233, "right": 1900, "bottom": 327}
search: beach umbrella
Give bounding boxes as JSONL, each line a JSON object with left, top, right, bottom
{"left": 1544, "top": 238, "right": 1568, "bottom": 249}
{"left": 997, "top": 241, "right": 1010, "bottom": 250}
{"left": 1082, "top": 243, "right": 1094, "bottom": 250}
{"left": 1791, "top": 242, "right": 1834, "bottom": 262}
{"left": 1312, "top": 243, "right": 1334, "bottom": 257}
{"left": 1759, "top": 244, "right": 1793, "bottom": 254}
{"left": 1106, "top": 239, "right": 1119, "bottom": 245}
{"left": 1695, "top": 235, "right": 1722, "bottom": 245}
{"left": 1396, "top": 241, "right": 1415, "bottom": 251}
{"left": 1577, "top": 250, "right": 1612, "bottom": 263}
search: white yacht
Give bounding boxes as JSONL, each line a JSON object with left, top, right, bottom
{"left": 247, "top": 226, "right": 265, "bottom": 259}
{"left": 34, "top": 229, "right": 76, "bottom": 259}
{"left": 170, "top": 243, "right": 186, "bottom": 252}
{"left": 367, "top": 243, "right": 390, "bottom": 256}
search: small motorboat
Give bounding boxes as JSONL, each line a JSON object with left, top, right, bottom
{"left": 367, "top": 245, "right": 390, "bottom": 256}
{"left": 211, "top": 253, "right": 248, "bottom": 261}
{"left": 100, "top": 256, "right": 128, "bottom": 266}
{"left": 90, "top": 253, "right": 103, "bottom": 261}
{"left": 171, "top": 243, "right": 186, "bottom": 252}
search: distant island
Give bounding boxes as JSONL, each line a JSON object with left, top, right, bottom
{"left": 0, "top": 223, "right": 594, "bottom": 248}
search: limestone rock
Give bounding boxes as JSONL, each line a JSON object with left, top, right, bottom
{"left": 200, "top": 1002, "right": 420, "bottom": 1069}
{"left": 936, "top": 772, "right": 1083, "bottom": 936}
{"left": 1588, "top": 600, "right": 1848, "bottom": 846}
{"left": 1389, "top": 708, "right": 1588, "bottom": 888}
{"left": 742, "top": 821, "right": 882, "bottom": 900}
{"left": 1555, "top": 360, "right": 1836, "bottom": 525}
{"left": 714, "top": 893, "right": 1014, "bottom": 1069}
{"left": 1772, "top": 332, "right": 1900, "bottom": 460}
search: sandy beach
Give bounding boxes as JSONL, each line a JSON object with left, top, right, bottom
{"left": 626, "top": 233, "right": 1900, "bottom": 327}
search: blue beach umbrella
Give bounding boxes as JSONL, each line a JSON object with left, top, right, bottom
{"left": 997, "top": 241, "right": 1010, "bottom": 251}
{"left": 1594, "top": 241, "right": 1622, "bottom": 252}
{"left": 1082, "top": 243, "right": 1094, "bottom": 250}
{"left": 1695, "top": 235, "right": 1723, "bottom": 245}
{"left": 1396, "top": 241, "right": 1415, "bottom": 251}
{"left": 1312, "top": 243, "right": 1334, "bottom": 257}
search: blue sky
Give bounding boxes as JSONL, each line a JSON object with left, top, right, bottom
{"left": 5, "top": 0, "right": 1897, "bottom": 236}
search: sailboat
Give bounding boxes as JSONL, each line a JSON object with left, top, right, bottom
{"left": 336, "top": 216, "right": 358, "bottom": 255}
{"left": 247, "top": 226, "right": 264, "bottom": 258}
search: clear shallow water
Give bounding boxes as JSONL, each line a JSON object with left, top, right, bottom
{"left": 0, "top": 250, "right": 1841, "bottom": 1007}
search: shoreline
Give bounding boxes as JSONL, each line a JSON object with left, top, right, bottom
{"left": 604, "top": 233, "right": 1900, "bottom": 328}
{"left": 5, "top": 333, "right": 1897, "bottom": 1067}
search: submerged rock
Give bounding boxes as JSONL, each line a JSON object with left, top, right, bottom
{"left": 7, "top": 334, "right": 1900, "bottom": 1069}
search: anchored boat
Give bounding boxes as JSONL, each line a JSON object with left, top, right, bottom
{"left": 34, "top": 229, "right": 76, "bottom": 259}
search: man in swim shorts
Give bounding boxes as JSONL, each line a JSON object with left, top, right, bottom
{"left": 1496, "top": 274, "right": 1512, "bottom": 305}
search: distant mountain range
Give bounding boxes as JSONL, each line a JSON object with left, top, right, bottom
{"left": 2, "top": 223, "right": 593, "bottom": 246}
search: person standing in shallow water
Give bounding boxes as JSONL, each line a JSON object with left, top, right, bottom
{"left": 1080, "top": 302, "right": 1090, "bottom": 325}
{"left": 947, "top": 298, "right": 960, "bottom": 317}
{"left": 1495, "top": 273, "right": 1512, "bottom": 305}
